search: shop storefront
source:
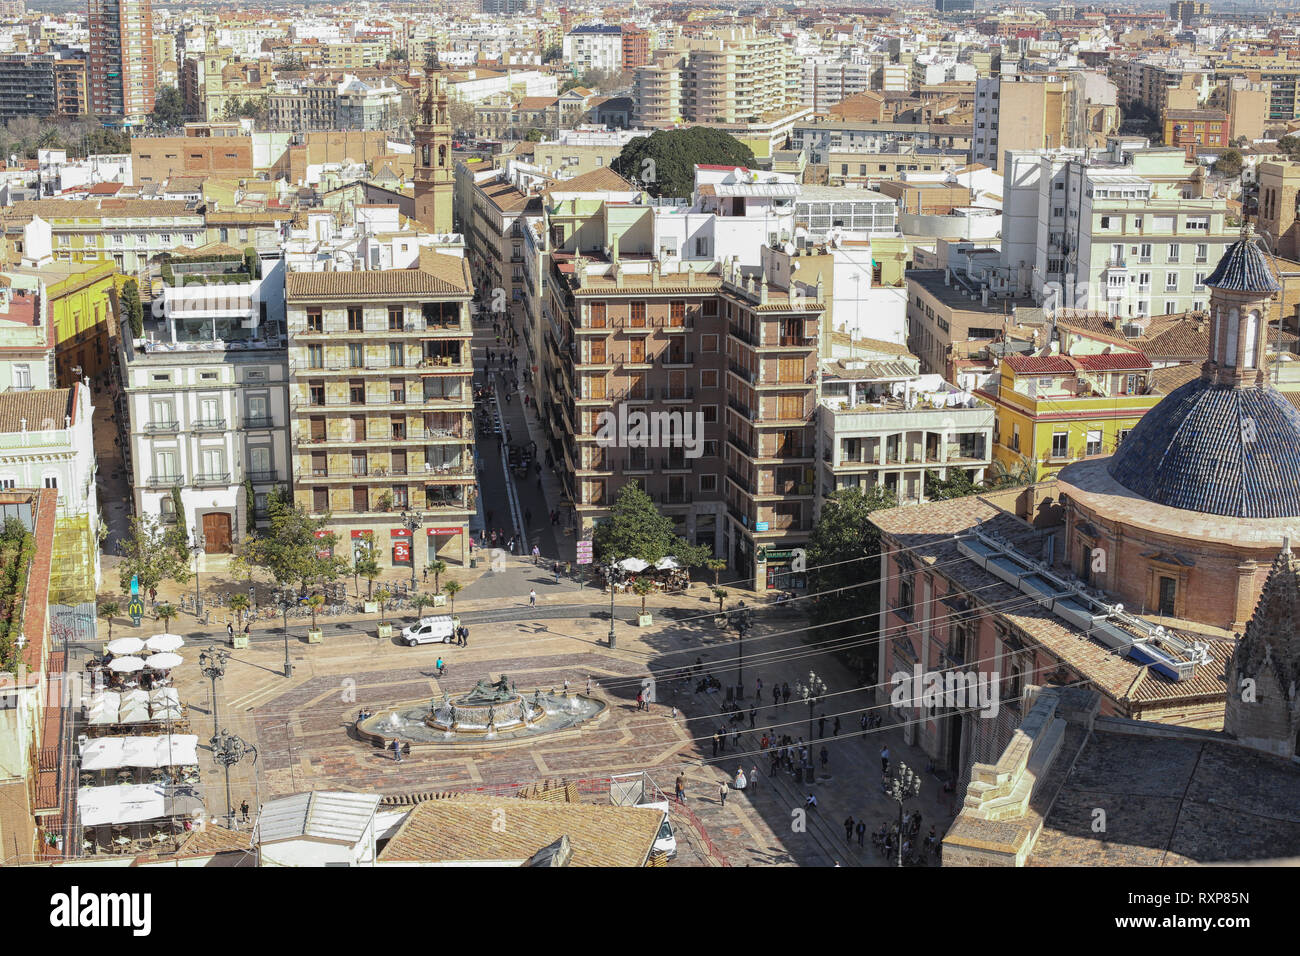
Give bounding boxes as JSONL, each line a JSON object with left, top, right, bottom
{"left": 427, "top": 525, "right": 464, "bottom": 564}
{"left": 391, "top": 528, "right": 413, "bottom": 568}
{"left": 760, "top": 548, "right": 808, "bottom": 591}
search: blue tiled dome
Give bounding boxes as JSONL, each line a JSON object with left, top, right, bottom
{"left": 1205, "top": 237, "right": 1281, "bottom": 295}
{"left": 1107, "top": 379, "right": 1300, "bottom": 519}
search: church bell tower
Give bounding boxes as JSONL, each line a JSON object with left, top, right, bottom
{"left": 414, "top": 65, "right": 453, "bottom": 235}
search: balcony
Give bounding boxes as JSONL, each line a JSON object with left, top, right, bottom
{"left": 622, "top": 458, "right": 654, "bottom": 473}
{"left": 728, "top": 396, "right": 754, "bottom": 420}
{"left": 661, "top": 351, "right": 694, "bottom": 367}
{"left": 194, "top": 472, "right": 231, "bottom": 487}
{"left": 660, "top": 490, "right": 694, "bottom": 505}
{"left": 663, "top": 387, "right": 694, "bottom": 402}
{"left": 145, "top": 421, "right": 180, "bottom": 434}
{"left": 147, "top": 475, "right": 183, "bottom": 488}
{"left": 661, "top": 457, "right": 694, "bottom": 471}
{"left": 247, "top": 470, "right": 279, "bottom": 483}
{"left": 728, "top": 323, "right": 759, "bottom": 347}
{"left": 193, "top": 418, "right": 227, "bottom": 432}
{"left": 727, "top": 433, "right": 755, "bottom": 458}
{"left": 244, "top": 415, "right": 273, "bottom": 429}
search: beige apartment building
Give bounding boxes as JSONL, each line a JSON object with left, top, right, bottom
{"left": 284, "top": 252, "right": 477, "bottom": 569}
{"left": 633, "top": 28, "right": 800, "bottom": 127}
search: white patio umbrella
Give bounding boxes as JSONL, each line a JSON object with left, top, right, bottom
{"left": 617, "top": 557, "right": 650, "bottom": 573}
{"left": 654, "top": 556, "right": 681, "bottom": 570}
{"left": 106, "top": 637, "right": 145, "bottom": 656}
{"left": 145, "top": 634, "right": 184, "bottom": 653}
{"left": 107, "top": 656, "right": 146, "bottom": 673}
{"left": 144, "top": 652, "right": 183, "bottom": 670}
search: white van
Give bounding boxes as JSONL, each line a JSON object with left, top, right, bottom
{"left": 645, "top": 801, "right": 678, "bottom": 860}
{"left": 400, "top": 615, "right": 456, "bottom": 646}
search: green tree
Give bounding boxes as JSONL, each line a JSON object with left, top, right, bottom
{"left": 83, "top": 126, "right": 129, "bottom": 155}
{"left": 541, "top": 43, "right": 563, "bottom": 63}
{"left": 983, "top": 456, "right": 1035, "bottom": 490}
{"left": 156, "top": 603, "right": 177, "bottom": 630}
{"left": 712, "top": 587, "right": 727, "bottom": 614}
{"left": 447, "top": 95, "right": 474, "bottom": 135}
{"left": 151, "top": 85, "right": 185, "bottom": 127}
{"left": 412, "top": 593, "right": 432, "bottom": 618}
{"left": 443, "top": 579, "right": 462, "bottom": 615}
{"left": 429, "top": 559, "right": 447, "bottom": 592}
{"left": 804, "top": 486, "right": 897, "bottom": 664}
{"left": 524, "top": 127, "right": 544, "bottom": 142}
{"left": 121, "top": 278, "right": 143, "bottom": 337}
{"left": 592, "top": 483, "right": 709, "bottom": 566}
{"left": 240, "top": 487, "right": 345, "bottom": 595}
{"left": 307, "top": 594, "right": 325, "bottom": 630}
{"left": 98, "top": 601, "right": 120, "bottom": 642}
{"left": 244, "top": 479, "right": 256, "bottom": 534}
{"left": 1213, "top": 147, "right": 1243, "bottom": 177}
{"left": 1279, "top": 134, "right": 1300, "bottom": 156}
{"left": 355, "top": 553, "right": 380, "bottom": 599}
{"left": 118, "top": 514, "right": 191, "bottom": 596}
{"left": 374, "top": 586, "right": 392, "bottom": 624}
{"left": 612, "top": 127, "right": 755, "bottom": 199}
{"left": 706, "top": 558, "right": 726, "bottom": 587}
{"left": 632, "top": 577, "right": 654, "bottom": 616}
{"left": 228, "top": 593, "right": 250, "bottom": 627}
{"left": 924, "top": 468, "right": 981, "bottom": 501}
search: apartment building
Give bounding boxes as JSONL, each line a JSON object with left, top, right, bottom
{"left": 0, "top": 54, "right": 56, "bottom": 120}
{"left": 823, "top": 147, "right": 971, "bottom": 187}
{"left": 633, "top": 28, "right": 801, "bottom": 128}
{"left": 54, "top": 58, "right": 88, "bottom": 117}
{"left": 1001, "top": 143, "right": 1233, "bottom": 321}
{"left": 563, "top": 25, "right": 623, "bottom": 74}
{"left": 973, "top": 72, "right": 1084, "bottom": 171}
{"left": 793, "top": 186, "right": 897, "bottom": 240}
{"left": 268, "top": 78, "right": 340, "bottom": 132}
{"left": 119, "top": 251, "right": 289, "bottom": 550}
{"left": 463, "top": 168, "right": 544, "bottom": 338}
{"left": 88, "top": 0, "right": 156, "bottom": 124}
{"left": 789, "top": 120, "right": 973, "bottom": 161}
{"left": 2, "top": 199, "right": 206, "bottom": 276}
{"left": 817, "top": 349, "right": 994, "bottom": 508}
{"left": 284, "top": 250, "right": 476, "bottom": 569}
{"left": 800, "top": 60, "right": 875, "bottom": 113}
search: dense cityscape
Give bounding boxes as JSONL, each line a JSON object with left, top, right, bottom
{"left": 0, "top": 0, "right": 1290, "bottom": 898}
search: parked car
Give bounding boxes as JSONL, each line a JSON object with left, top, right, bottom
{"left": 400, "top": 615, "right": 455, "bottom": 646}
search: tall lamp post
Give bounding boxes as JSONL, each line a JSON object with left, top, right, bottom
{"left": 210, "top": 728, "right": 258, "bottom": 830}
{"left": 280, "top": 603, "right": 292, "bottom": 678}
{"left": 795, "top": 671, "right": 827, "bottom": 748}
{"left": 398, "top": 510, "right": 427, "bottom": 592}
{"left": 604, "top": 560, "right": 619, "bottom": 649}
{"left": 887, "top": 762, "right": 921, "bottom": 867}
{"left": 197, "top": 645, "right": 228, "bottom": 739}
{"left": 189, "top": 527, "right": 205, "bottom": 617}
{"left": 732, "top": 601, "right": 753, "bottom": 695}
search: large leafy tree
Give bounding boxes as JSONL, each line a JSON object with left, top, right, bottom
{"left": 151, "top": 85, "right": 185, "bottom": 127}
{"left": 241, "top": 487, "right": 345, "bottom": 594}
{"left": 118, "top": 514, "right": 191, "bottom": 595}
{"left": 924, "top": 468, "right": 980, "bottom": 501}
{"left": 592, "top": 484, "right": 710, "bottom": 567}
{"left": 611, "top": 127, "right": 756, "bottom": 199}
{"left": 804, "top": 486, "right": 897, "bottom": 678}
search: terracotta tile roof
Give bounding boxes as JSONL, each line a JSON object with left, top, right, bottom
{"left": 378, "top": 795, "right": 663, "bottom": 866}
{"left": 1074, "top": 351, "right": 1152, "bottom": 372}
{"left": 544, "top": 167, "right": 635, "bottom": 195}
{"left": 5, "top": 199, "right": 200, "bottom": 221}
{"left": 0, "top": 388, "right": 74, "bottom": 433}
{"left": 1151, "top": 361, "right": 1202, "bottom": 393}
{"left": 1056, "top": 319, "right": 1133, "bottom": 348}
{"left": 285, "top": 252, "right": 471, "bottom": 300}
{"left": 480, "top": 181, "right": 533, "bottom": 213}
{"left": 516, "top": 96, "right": 559, "bottom": 110}
{"left": 1139, "top": 316, "right": 1211, "bottom": 358}
{"left": 1006, "top": 354, "right": 1074, "bottom": 375}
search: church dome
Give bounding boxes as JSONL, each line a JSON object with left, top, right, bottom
{"left": 1106, "top": 378, "right": 1300, "bottom": 519}
{"left": 1204, "top": 235, "right": 1281, "bottom": 295}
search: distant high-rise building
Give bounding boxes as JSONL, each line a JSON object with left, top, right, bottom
{"left": 935, "top": 0, "right": 975, "bottom": 12}
{"left": 480, "top": 0, "right": 530, "bottom": 14}
{"left": 88, "top": 0, "right": 156, "bottom": 125}
{"left": 1169, "top": 1, "right": 1209, "bottom": 22}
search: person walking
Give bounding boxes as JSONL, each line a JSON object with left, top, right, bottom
{"left": 635, "top": 689, "right": 643, "bottom": 711}
{"left": 240, "top": 800, "right": 250, "bottom": 823}
{"left": 856, "top": 820, "right": 867, "bottom": 847}
{"left": 436, "top": 657, "right": 445, "bottom": 677}
{"left": 528, "top": 588, "right": 537, "bottom": 608}
{"left": 749, "top": 707, "right": 757, "bottom": 729}
{"left": 833, "top": 715, "right": 841, "bottom": 737}
{"left": 782, "top": 682, "right": 791, "bottom": 706}
{"left": 226, "top": 622, "right": 234, "bottom": 641}
{"left": 772, "top": 685, "right": 780, "bottom": 710}
{"left": 755, "top": 676, "right": 763, "bottom": 698}
{"left": 675, "top": 775, "right": 686, "bottom": 804}
{"left": 586, "top": 677, "right": 592, "bottom": 696}
{"left": 820, "top": 746, "right": 829, "bottom": 770}
{"left": 243, "top": 621, "right": 250, "bottom": 639}
{"left": 843, "top": 815, "right": 855, "bottom": 843}
{"left": 818, "top": 713, "right": 827, "bottom": 738}
{"left": 880, "top": 744, "right": 891, "bottom": 775}
{"left": 392, "top": 739, "right": 403, "bottom": 763}
{"left": 750, "top": 765, "right": 759, "bottom": 792}
{"left": 423, "top": 567, "right": 429, "bottom": 583}
{"left": 718, "top": 782, "right": 728, "bottom": 807}
{"left": 711, "top": 732, "right": 720, "bottom": 758}
{"left": 554, "top": 563, "right": 562, "bottom": 584}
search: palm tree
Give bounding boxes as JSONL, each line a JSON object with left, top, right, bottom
{"left": 307, "top": 594, "right": 325, "bottom": 631}
{"left": 443, "top": 579, "right": 462, "bottom": 616}
{"left": 633, "top": 577, "right": 654, "bottom": 616}
{"left": 356, "top": 555, "right": 380, "bottom": 599}
{"left": 374, "top": 587, "right": 391, "bottom": 624}
{"left": 412, "top": 593, "right": 432, "bottom": 618}
{"left": 156, "top": 603, "right": 177, "bottom": 631}
{"left": 707, "top": 558, "right": 726, "bottom": 588}
{"left": 429, "top": 559, "right": 447, "bottom": 592}
{"left": 98, "top": 601, "right": 120, "bottom": 642}
{"left": 712, "top": 587, "right": 727, "bottom": 614}
{"left": 228, "top": 593, "right": 250, "bottom": 627}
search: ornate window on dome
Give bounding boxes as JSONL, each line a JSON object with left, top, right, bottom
{"left": 1244, "top": 311, "right": 1260, "bottom": 369}
{"left": 1223, "top": 308, "right": 1239, "bottom": 367}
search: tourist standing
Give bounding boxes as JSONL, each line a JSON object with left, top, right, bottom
{"left": 844, "top": 815, "right": 855, "bottom": 842}
{"left": 880, "top": 744, "right": 891, "bottom": 775}
{"left": 718, "top": 783, "right": 728, "bottom": 807}
{"left": 528, "top": 588, "right": 537, "bottom": 607}
{"left": 675, "top": 775, "right": 686, "bottom": 804}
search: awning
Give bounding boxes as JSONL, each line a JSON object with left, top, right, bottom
{"left": 107, "top": 638, "right": 145, "bottom": 656}
{"left": 145, "top": 634, "right": 185, "bottom": 653}
{"left": 618, "top": 557, "right": 650, "bottom": 572}
{"left": 79, "top": 735, "right": 200, "bottom": 770}
{"left": 654, "top": 557, "right": 681, "bottom": 570}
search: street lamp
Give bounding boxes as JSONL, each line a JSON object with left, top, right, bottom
{"left": 398, "top": 510, "right": 427, "bottom": 593}
{"left": 886, "top": 762, "right": 922, "bottom": 868}
{"left": 280, "top": 603, "right": 292, "bottom": 678}
{"left": 731, "top": 600, "right": 753, "bottom": 695}
{"left": 190, "top": 527, "right": 205, "bottom": 617}
{"left": 794, "top": 671, "right": 827, "bottom": 750}
{"left": 604, "top": 560, "right": 619, "bottom": 649}
{"left": 209, "top": 728, "right": 258, "bottom": 830}
{"left": 197, "top": 645, "right": 228, "bottom": 739}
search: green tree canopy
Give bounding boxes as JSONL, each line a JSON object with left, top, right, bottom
{"left": 118, "top": 514, "right": 191, "bottom": 595}
{"left": 241, "top": 487, "right": 345, "bottom": 593}
{"left": 611, "top": 127, "right": 756, "bottom": 199}
{"left": 151, "top": 85, "right": 185, "bottom": 127}
{"left": 804, "top": 486, "right": 897, "bottom": 646}
{"left": 592, "top": 484, "right": 710, "bottom": 567}
{"left": 924, "top": 467, "right": 981, "bottom": 501}
{"left": 1212, "top": 147, "right": 1243, "bottom": 177}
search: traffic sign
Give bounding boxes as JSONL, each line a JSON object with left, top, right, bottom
{"left": 576, "top": 540, "right": 593, "bottom": 565}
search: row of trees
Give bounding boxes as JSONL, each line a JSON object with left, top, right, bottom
{"left": 0, "top": 115, "right": 128, "bottom": 163}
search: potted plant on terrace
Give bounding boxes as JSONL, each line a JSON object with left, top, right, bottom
{"left": 375, "top": 587, "right": 394, "bottom": 640}
{"left": 306, "top": 594, "right": 325, "bottom": 643}
{"left": 633, "top": 577, "right": 655, "bottom": 627}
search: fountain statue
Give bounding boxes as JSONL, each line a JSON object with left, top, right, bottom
{"left": 486, "top": 705, "right": 496, "bottom": 728}
{"left": 465, "top": 675, "right": 513, "bottom": 703}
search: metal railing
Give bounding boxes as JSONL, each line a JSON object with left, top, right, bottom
{"left": 194, "top": 472, "right": 231, "bottom": 486}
